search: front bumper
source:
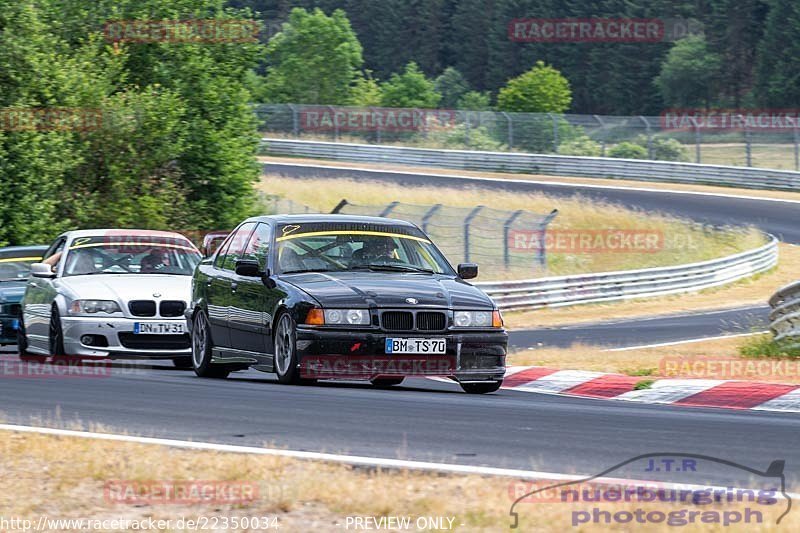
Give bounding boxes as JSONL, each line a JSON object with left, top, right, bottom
{"left": 61, "top": 316, "right": 191, "bottom": 358}
{"left": 295, "top": 327, "right": 507, "bottom": 382}
{"left": 0, "top": 315, "right": 19, "bottom": 344}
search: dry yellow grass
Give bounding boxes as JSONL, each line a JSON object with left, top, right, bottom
{"left": 502, "top": 242, "right": 798, "bottom": 330}
{"left": 507, "top": 335, "right": 754, "bottom": 375}
{"left": 258, "top": 174, "right": 765, "bottom": 280}
{"left": 1, "top": 429, "right": 795, "bottom": 532}
{"left": 259, "top": 155, "right": 800, "bottom": 202}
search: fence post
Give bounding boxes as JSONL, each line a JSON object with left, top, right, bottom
{"left": 795, "top": 123, "right": 799, "bottom": 172}
{"left": 691, "top": 117, "right": 701, "bottom": 164}
{"left": 421, "top": 204, "right": 442, "bottom": 234}
{"left": 639, "top": 116, "right": 653, "bottom": 159}
{"left": 502, "top": 111, "right": 513, "bottom": 149}
{"left": 464, "top": 111, "right": 471, "bottom": 148}
{"left": 370, "top": 106, "right": 381, "bottom": 144}
{"left": 463, "top": 206, "right": 484, "bottom": 263}
{"left": 745, "top": 127, "right": 752, "bottom": 167}
{"left": 326, "top": 105, "right": 339, "bottom": 140}
{"left": 503, "top": 210, "right": 524, "bottom": 269}
{"left": 330, "top": 199, "right": 348, "bottom": 214}
{"left": 379, "top": 201, "right": 400, "bottom": 217}
{"left": 549, "top": 113, "right": 559, "bottom": 151}
{"left": 538, "top": 209, "right": 559, "bottom": 269}
{"left": 593, "top": 115, "right": 606, "bottom": 156}
{"left": 288, "top": 104, "right": 299, "bottom": 137}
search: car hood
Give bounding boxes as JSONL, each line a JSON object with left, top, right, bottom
{"left": 280, "top": 272, "right": 494, "bottom": 309}
{"left": 0, "top": 281, "right": 27, "bottom": 304}
{"left": 57, "top": 275, "right": 192, "bottom": 303}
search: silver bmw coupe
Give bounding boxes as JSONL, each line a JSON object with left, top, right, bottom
{"left": 17, "top": 229, "right": 202, "bottom": 367}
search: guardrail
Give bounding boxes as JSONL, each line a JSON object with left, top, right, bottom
{"left": 261, "top": 138, "right": 800, "bottom": 192}
{"left": 769, "top": 281, "right": 800, "bottom": 344}
{"left": 474, "top": 237, "right": 778, "bottom": 311}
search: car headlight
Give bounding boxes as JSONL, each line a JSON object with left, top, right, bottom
{"left": 69, "top": 300, "right": 121, "bottom": 315}
{"left": 323, "top": 309, "right": 371, "bottom": 325}
{"left": 453, "top": 310, "right": 503, "bottom": 328}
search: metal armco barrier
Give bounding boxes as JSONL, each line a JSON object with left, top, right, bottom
{"left": 474, "top": 237, "right": 778, "bottom": 311}
{"left": 769, "top": 281, "right": 800, "bottom": 344}
{"left": 261, "top": 139, "right": 800, "bottom": 192}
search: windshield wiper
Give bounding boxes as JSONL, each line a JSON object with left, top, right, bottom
{"left": 281, "top": 268, "right": 339, "bottom": 274}
{"left": 361, "top": 264, "right": 436, "bottom": 274}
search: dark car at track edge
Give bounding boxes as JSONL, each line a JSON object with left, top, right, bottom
{"left": 187, "top": 214, "right": 507, "bottom": 393}
{"left": 0, "top": 245, "right": 48, "bottom": 346}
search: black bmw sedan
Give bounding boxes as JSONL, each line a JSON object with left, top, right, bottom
{"left": 187, "top": 215, "right": 507, "bottom": 394}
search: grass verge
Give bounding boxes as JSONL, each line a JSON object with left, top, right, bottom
{"left": 1, "top": 429, "right": 795, "bottom": 531}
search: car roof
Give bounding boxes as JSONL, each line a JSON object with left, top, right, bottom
{"left": 0, "top": 245, "right": 49, "bottom": 258}
{"left": 243, "top": 214, "right": 418, "bottom": 227}
{"left": 58, "top": 229, "right": 194, "bottom": 240}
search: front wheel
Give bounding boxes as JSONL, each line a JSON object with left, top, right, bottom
{"left": 191, "top": 310, "right": 230, "bottom": 379}
{"left": 460, "top": 381, "right": 502, "bottom": 394}
{"left": 48, "top": 306, "right": 66, "bottom": 357}
{"left": 17, "top": 314, "right": 47, "bottom": 362}
{"left": 273, "top": 312, "right": 304, "bottom": 385}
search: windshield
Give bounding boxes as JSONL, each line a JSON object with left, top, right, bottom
{"left": 0, "top": 255, "right": 42, "bottom": 281}
{"left": 275, "top": 227, "right": 453, "bottom": 275}
{"left": 63, "top": 236, "right": 201, "bottom": 277}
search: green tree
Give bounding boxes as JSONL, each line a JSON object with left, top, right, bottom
{"left": 655, "top": 36, "right": 721, "bottom": 108}
{"left": 263, "top": 7, "right": 364, "bottom": 104}
{"left": 497, "top": 61, "right": 571, "bottom": 113}
{"left": 755, "top": 0, "right": 800, "bottom": 106}
{"left": 435, "top": 67, "right": 470, "bottom": 108}
{"left": 348, "top": 70, "right": 382, "bottom": 106}
{"left": 380, "top": 62, "right": 441, "bottom": 108}
{"left": 457, "top": 91, "right": 492, "bottom": 111}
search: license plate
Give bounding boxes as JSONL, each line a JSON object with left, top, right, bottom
{"left": 134, "top": 322, "right": 185, "bottom": 335}
{"left": 385, "top": 338, "right": 446, "bottom": 354}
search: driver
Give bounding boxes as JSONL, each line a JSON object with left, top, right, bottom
{"left": 140, "top": 248, "right": 170, "bottom": 273}
{"left": 352, "top": 237, "right": 398, "bottom": 265}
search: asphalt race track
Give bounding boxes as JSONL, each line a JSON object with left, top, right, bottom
{"left": 262, "top": 162, "right": 800, "bottom": 243}
{"left": 3, "top": 163, "right": 798, "bottom": 492}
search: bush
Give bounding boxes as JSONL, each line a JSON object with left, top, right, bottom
{"left": 634, "top": 135, "right": 690, "bottom": 162}
{"left": 740, "top": 334, "right": 800, "bottom": 359}
{"left": 557, "top": 136, "right": 602, "bottom": 157}
{"left": 608, "top": 142, "right": 649, "bottom": 159}
{"left": 428, "top": 124, "right": 504, "bottom": 151}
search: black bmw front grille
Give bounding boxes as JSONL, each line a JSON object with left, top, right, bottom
{"left": 129, "top": 300, "right": 156, "bottom": 317}
{"left": 416, "top": 311, "right": 446, "bottom": 331}
{"left": 380, "top": 310, "right": 447, "bottom": 331}
{"left": 118, "top": 333, "right": 190, "bottom": 350}
{"left": 159, "top": 300, "right": 185, "bottom": 317}
{"left": 381, "top": 311, "right": 413, "bottom": 331}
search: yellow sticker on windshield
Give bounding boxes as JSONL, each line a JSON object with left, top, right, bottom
{"left": 275, "top": 230, "right": 431, "bottom": 243}
{"left": 0, "top": 256, "right": 42, "bottom": 263}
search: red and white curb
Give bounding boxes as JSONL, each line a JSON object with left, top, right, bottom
{"left": 460, "top": 366, "right": 800, "bottom": 412}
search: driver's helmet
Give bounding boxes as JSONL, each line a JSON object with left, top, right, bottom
{"left": 361, "top": 237, "right": 397, "bottom": 261}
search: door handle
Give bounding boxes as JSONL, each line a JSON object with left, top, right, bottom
{"left": 230, "top": 282, "right": 238, "bottom": 292}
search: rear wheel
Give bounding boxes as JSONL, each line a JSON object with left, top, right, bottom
{"left": 371, "top": 377, "right": 404, "bottom": 388}
{"left": 191, "top": 310, "right": 230, "bottom": 379}
{"left": 460, "top": 381, "right": 502, "bottom": 394}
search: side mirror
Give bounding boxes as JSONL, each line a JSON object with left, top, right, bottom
{"left": 457, "top": 263, "right": 478, "bottom": 280}
{"left": 31, "top": 263, "right": 56, "bottom": 278}
{"left": 234, "top": 259, "right": 261, "bottom": 277}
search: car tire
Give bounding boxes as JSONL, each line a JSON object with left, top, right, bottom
{"left": 371, "top": 377, "right": 404, "bottom": 388}
{"left": 48, "top": 305, "right": 66, "bottom": 357}
{"left": 172, "top": 356, "right": 193, "bottom": 369}
{"left": 460, "top": 381, "right": 502, "bottom": 394}
{"left": 273, "top": 312, "right": 304, "bottom": 385}
{"left": 17, "top": 313, "right": 47, "bottom": 362}
{"left": 191, "top": 310, "right": 230, "bottom": 379}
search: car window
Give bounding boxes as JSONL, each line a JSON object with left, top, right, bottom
{"left": 240, "top": 223, "right": 272, "bottom": 270}
{"left": 218, "top": 222, "right": 256, "bottom": 271}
